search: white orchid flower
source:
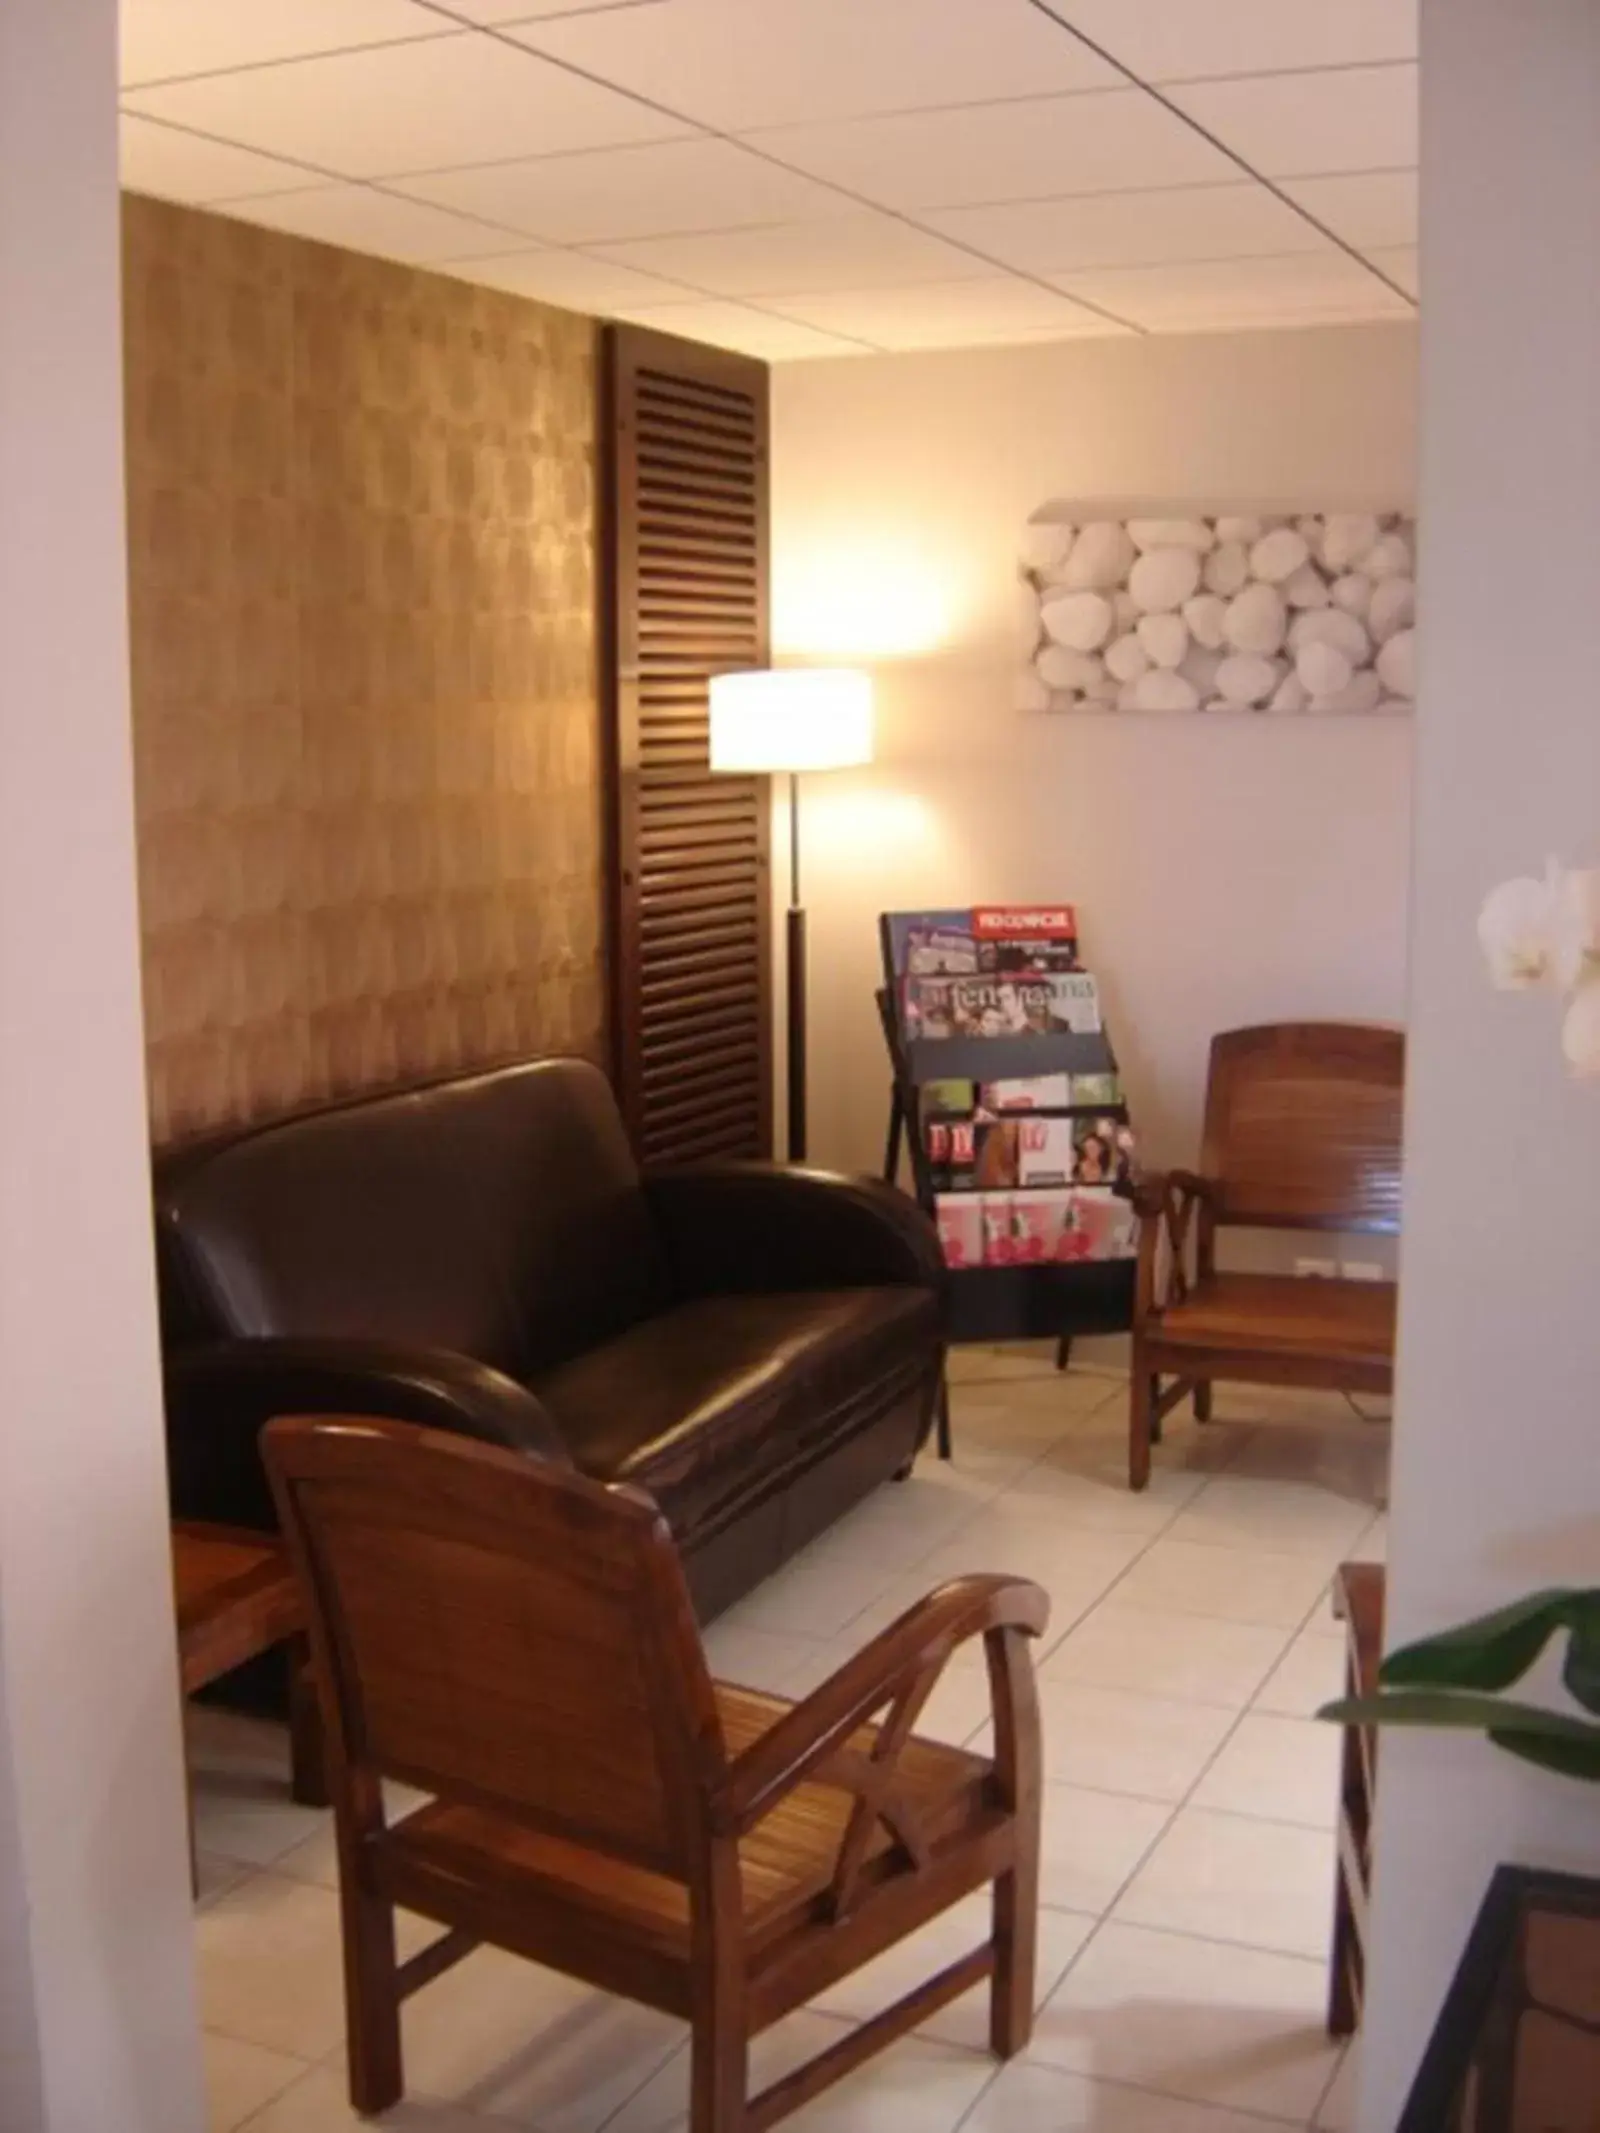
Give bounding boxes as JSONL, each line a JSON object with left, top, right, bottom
{"left": 1562, "top": 974, "right": 1600, "bottom": 1076}
{"left": 1478, "top": 860, "right": 1600, "bottom": 992}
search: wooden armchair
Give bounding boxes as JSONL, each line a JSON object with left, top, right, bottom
{"left": 1129, "top": 1023, "right": 1404, "bottom": 1490}
{"left": 262, "top": 1415, "right": 1048, "bottom": 2130}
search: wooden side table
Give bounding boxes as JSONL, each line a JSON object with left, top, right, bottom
{"left": 1328, "top": 1560, "right": 1385, "bottom": 2036}
{"left": 173, "top": 1521, "right": 326, "bottom": 1809}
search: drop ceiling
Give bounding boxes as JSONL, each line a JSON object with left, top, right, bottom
{"left": 118, "top": 0, "right": 1419, "bottom": 360}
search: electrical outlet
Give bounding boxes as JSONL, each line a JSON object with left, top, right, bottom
{"left": 1341, "top": 1259, "right": 1385, "bottom": 1282}
{"left": 1294, "top": 1256, "right": 1338, "bottom": 1279}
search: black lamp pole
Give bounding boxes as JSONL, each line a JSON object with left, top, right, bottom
{"left": 785, "top": 770, "right": 807, "bottom": 1162}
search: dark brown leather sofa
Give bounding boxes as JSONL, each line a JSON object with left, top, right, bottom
{"left": 155, "top": 1057, "right": 944, "bottom": 1618}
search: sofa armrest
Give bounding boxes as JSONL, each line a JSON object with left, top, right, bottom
{"left": 644, "top": 1162, "right": 945, "bottom": 1298}
{"left": 164, "top": 1336, "right": 571, "bottom": 1531}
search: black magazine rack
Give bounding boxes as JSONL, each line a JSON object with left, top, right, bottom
{"left": 878, "top": 907, "right": 1136, "bottom": 1456}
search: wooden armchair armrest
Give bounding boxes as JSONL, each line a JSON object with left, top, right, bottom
{"left": 1134, "top": 1170, "right": 1215, "bottom": 1320}
{"left": 716, "top": 1575, "right": 1048, "bottom": 1844}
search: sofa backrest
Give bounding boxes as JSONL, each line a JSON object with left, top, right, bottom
{"left": 155, "top": 1058, "right": 671, "bottom": 1378}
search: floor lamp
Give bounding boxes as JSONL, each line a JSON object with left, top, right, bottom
{"left": 708, "top": 668, "right": 874, "bottom": 1162}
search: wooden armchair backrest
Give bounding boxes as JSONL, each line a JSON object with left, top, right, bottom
{"left": 1200, "top": 1023, "right": 1404, "bottom": 1234}
{"left": 264, "top": 1416, "right": 724, "bottom": 1884}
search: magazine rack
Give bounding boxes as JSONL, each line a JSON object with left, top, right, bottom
{"left": 878, "top": 908, "right": 1137, "bottom": 1457}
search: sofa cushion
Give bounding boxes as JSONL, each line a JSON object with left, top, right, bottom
{"left": 530, "top": 1289, "right": 937, "bottom": 1545}
{"left": 155, "top": 1058, "right": 670, "bottom": 1376}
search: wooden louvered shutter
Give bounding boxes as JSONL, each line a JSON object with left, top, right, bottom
{"left": 600, "top": 324, "right": 773, "bottom": 1164}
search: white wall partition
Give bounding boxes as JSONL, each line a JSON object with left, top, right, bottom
{"left": 1361, "top": 1, "right": 1600, "bottom": 2123}
{"left": 0, "top": 0, "right": 204, "bottom": 2124}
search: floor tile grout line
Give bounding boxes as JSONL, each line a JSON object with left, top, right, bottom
{"left": 1309, "top": 2035, "right": 1354, "bottom": 2131}
{"left": 958, "top": 2056, "right": 1312, "bottom": 2133}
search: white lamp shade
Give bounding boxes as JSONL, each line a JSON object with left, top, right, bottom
{"left": 708, "top": 668, "right": 873, "bottom": 774}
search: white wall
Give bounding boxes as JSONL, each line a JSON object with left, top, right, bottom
{"left": 0, "top": 1, "right": 203, "bottom": 2124}
{"left": 772, "top": 323, "right": 1417, "bottom": 1179}
{"left": 1360, "top": 3, "right": 1600, "bottom": 2124}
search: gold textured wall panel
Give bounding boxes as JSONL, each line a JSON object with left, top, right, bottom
{"left": 122, "top": 194, "right": 604, "bottom": 1145}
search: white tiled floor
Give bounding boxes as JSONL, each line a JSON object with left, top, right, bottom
{"left": 192, "top": 1347, "right": 1386, "bottom": 2131}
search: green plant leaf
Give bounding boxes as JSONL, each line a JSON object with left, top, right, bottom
{"left": 1490, "top": 1724, "right": 1600, "bottom": 1783}
{"left": 1378, "top": 1588, "right": 1584, "bottom": 1693}
{"left": 1561, "top": 1598, "right": 1600, "bottom": 1716}
{"left": 1319, "top": 1691, "right": 1600, "bottom": 1741}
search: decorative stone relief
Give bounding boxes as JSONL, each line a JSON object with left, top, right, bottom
{"left": 1018, "top": 506, "right": 1417, "bottom": 715}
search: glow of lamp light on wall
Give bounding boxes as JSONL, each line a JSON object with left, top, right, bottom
{"left": 772, "top": 540, "right": 958, "bottom": 661}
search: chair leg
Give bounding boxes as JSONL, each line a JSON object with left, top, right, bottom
{"left": 1193, "top": 1381, "right": 1213, "bottom": 1423}
{"left": 935, "top": 1373, "right": 953, "bottom": 1461}
{"left": 688, "top": 1995, "right": 747, "bottom": 2132}
{"left": 287, "top": 1638, "right": 329, "bottom": 1808}
{"left": 1129, "top": 1370, "right": 1155, "bottom": 1491}
{"left": 1054, "top": 1335, "right": 1073, "bottom": 1373}
{"left": 342, "top": 1874, "right": 403, "bottom": 2116}
{"left": 990, "top": 1857, "right": 1039, "bottom": 2058}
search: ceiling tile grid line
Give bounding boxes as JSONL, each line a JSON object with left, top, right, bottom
{"left": 122, "top": 27, "right": 466, "bottom": 94}
{"left": 402, "top": 13, "right": 1156, "bottom": 331}
{"left": 119, "top": 0, "right": 461, "bottom": 90}
{"left": 116, "top": 0, "right": 1419, "bottom": 358}
{"left": 1017, "top": 1, "right": 1417, "bottom": 307}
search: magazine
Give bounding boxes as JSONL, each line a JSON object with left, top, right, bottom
{"left": 902, "top": 971, "right": 1102, "bottom": 1041}
{"left": 971, "top": 905, "right": 1080, "bottom": 973}
{"left": 922, "top": 1076, "right": 976, "bottom": 1115}
{"left": 1071, "top": 1113, "right": 1137, "bottom": 1187}
{"left": 883, "top": 904, "right": 1080, "bottom": 981}
{"left": 1016, "top": 1116, "right": 1075, "bottom": 1187}
{"left": 979, "top": 1073, "right": 1074, "bottom": 1111}
{"left": 934, "top": 1186, "right": 1137, "bottom": 1269}
{"left": 882, "top": 908, "right": 981, "bottom": 978}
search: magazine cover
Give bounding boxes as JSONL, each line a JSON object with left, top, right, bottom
{"left": 934, "top": 1186, "right": 1137, "bottom": 1268}
{"left": 1072, "top": 1114, "right": 1137, "bottom": 1186}
{"left": 883, "top": 904, "right": 1080, "bottom": 981}
{"left": 973, "top": 1120, "right": 1020, "bottom": 1189}
{"left": 971, "top": 905, "right": 1080, "bottom": 973}
{"left": 882, "top": 909, "right": 980, "bottom": 979}
{"left": 979, "top": 1073, "right": 1075, "bottom": 1111}
{"left": 925, "top": 1116, "right": 977, "bottom": 1192}
{"left": 922, "top": 1076, "right": 976, "bottom": 1114}
{"left": 1016, "top": 1115, "right": 1075, "bottom": 1187}
{"left": 902, "top": 971, "right": 1102, "bottom": 1041}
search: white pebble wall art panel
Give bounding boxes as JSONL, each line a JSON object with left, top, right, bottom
{"left": 1017, "top": 504, "right": 1416, "bottom": 715}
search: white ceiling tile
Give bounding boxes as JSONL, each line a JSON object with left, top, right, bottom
{"left": 748, "top": 90, "right": 1238, "bottom": 212}
{"left": 508, "top": 0, "right": 1120, "bottom": 131}
{"left": 119, "top": 114, "right": 321, "bottom": 203}
{"left": 604, "top": 300, "right": 867, "bottom": 360}
{"left": 1055, "top": 250, "right": 1412, "bottom": 331}
{"left": 1366, "top": 245, "right": 1418, "bottom": 298}
{"left": 120, "top": 0, "right": 451, "bottom": 87}
{"left": 429, "top": 0, "right": 668, "bottom": 22}
{"left": 1281, "top": 169, "right": 1418, "bottom": 248}
{"left": 1167, "top": 63, "right": 1418, "bottom": 178}
{"left": 446, "top": 248, "right": 693, "bottom": 309}
{"left": 926, "top": 181, "right": 1325, "bottom": 276}
{"left": 1038, "top": 0, "right": 1417, "bottom": 84}
{"left": 771, "top": 277, "right": 1128, "bottom": 352}
{"left": 595, "top": 214, "right": 989, "bottom": 299}
{"left": 217, "top": 185, "right": 523, "bottom": 264}
{"left": 395, "top": 137, "right": 851, "bottom": 244}
{"left": 121, "top": 34, "right": 687, "bottom": 180}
